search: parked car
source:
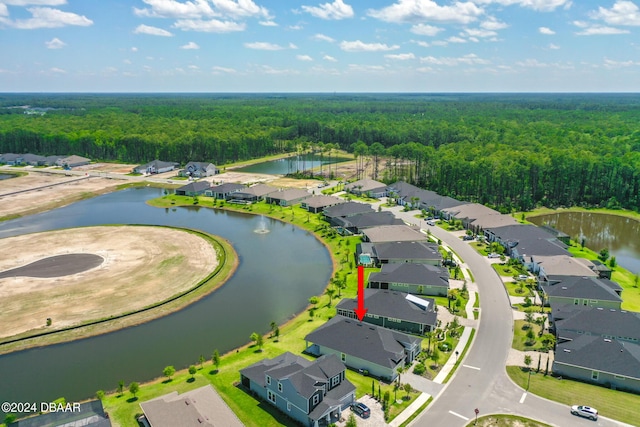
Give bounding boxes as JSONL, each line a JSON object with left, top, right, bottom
{"left": 571, "top": 405, "right": 598, "bottom": 421}
{"left": 488, "top": 253, "right": 501, "bottom": 258}
{"left": 426, "top": 220, "right": 436, "bottom": 226}
{"left": 351, "top": 402, "right": 371, "bottom": 419}
{"left": 463, "top": 235, "right": 475, "bottom": 241}
{"left": 517, "top": 274, "right": 529, "bottom": 280}
{"left": 443, "top": 259, "right": 457, "bottom": 267}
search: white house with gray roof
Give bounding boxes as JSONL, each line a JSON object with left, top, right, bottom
{"left": 344, "top": 178, "right": 387, "bottom": 198}
{"left": 484, "top": 224, "right": 570, "bottom": 260}
{"left": 528, "top": 255, "right": 597, "bottom": 281}
{"left": 305, "top": 315, "right": 421, "bottom": 381}
{"left": 361, "top": 225, "right": 428, "bottom": 243}
{"left": 540, "top": 275, "right": 622, "bottom": 309}
{"left": 133, "top": 160, "right": 178, "bottom": 175}
{"left": 357, "top": 241, "right": 443, "bottom": 266}
{"left": 240, "top": 352, "right": 355, "bottom": 427}
{"left": 180, "top": 161, "right": 219, "bottom": 177}
{"left": 301, "top": 195, "right": 344, "bottom": 214}
{"left": 336, "top": 289, "right": 437, "bottom": 335}
{"left": 368, "top": 263, "right": 450, "bottom": 296}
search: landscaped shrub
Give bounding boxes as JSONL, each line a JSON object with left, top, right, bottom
{"left": 413, "top": 363, "right": 426, "bottom": 375}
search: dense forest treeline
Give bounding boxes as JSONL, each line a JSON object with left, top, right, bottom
{"left": 0, "top": 93, "right": 639, "bottom": 212}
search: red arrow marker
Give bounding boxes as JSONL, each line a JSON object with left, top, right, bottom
{"left": 354, "top": 265, "right": 368, "bottom": 321}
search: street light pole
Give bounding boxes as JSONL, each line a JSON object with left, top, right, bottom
{"left": 527, "top": 369, "right": 532, "bottom": 390}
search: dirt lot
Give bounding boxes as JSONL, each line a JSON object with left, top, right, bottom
{"left": 0, "top": 226, "right": 218, "bottom": 340}
{"left": 0, "top": 169, "right": 124, "bottom": 219}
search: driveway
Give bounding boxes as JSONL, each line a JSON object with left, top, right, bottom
{"left": 337, "top": 395, "right": 386, "bottom": 427}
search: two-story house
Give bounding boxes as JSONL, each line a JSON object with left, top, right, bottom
{"left": 240, "top": 352, "right": 355, "bottom": 427}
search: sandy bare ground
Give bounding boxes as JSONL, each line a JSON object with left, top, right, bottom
{"left": 0, "top": 169, "right": 122, "bottom": 219}
{"left": 0, "top": 226, "right": 218, "bottom": 340}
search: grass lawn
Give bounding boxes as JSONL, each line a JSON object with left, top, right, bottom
{"left": 512, "top": 320, "right": 545, "bottom": 351}
{"left": 466, "top": 414, "right": 552, "bottom": 427}
{"left": 506, "top": 366, "right": 640, "bottom": 426}
{"left": 503, "top": 280, "right": 534, "bottom": 298}
{"left": 339, "top": 193, "right": 380, "bottom": 203}
{"left": 99, "top": 195, "right": 427, "bottom": 426}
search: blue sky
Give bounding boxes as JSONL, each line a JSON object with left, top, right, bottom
{"left": 1, "top": 0, "right": 639, "bottom": 92}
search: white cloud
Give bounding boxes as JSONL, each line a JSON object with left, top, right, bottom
{"left": 347, "top": 64, "right": 387, "bottom": 72}
{"left": 256, "top": 65, "right": 299, "bottom": 75}
{"left": 49, "top": 67, "right": 66, "bottom": 73}
{"left": 431, "top": 40, "right": 448, "bottom": 46}
{"left": 134, "top": 0, "right": 271, "bottom": 20}
{"left": 289, "top": 24, "right": 303, "bottom": 30}
{"left": 45, "top": 37, "right": 65, "bottom": 49}
{"left": 472, "top": 0, "right": 571, "bottom": 12}
{"left": 603, "top": 58, "right": 638, "bottom": 68}
{"left": 340, "top": 40, "right": 400, "bottom": 52}
{"left": 4, "top": 6, "right": 92, "bottom": 29}
{"left": 173, "top": 18, "right": 245, "bottom": 32}
{"left": 297, "top": 54, "right": 313, "bottom": 61}
{"left": 3, "top": 0, "right": 67, "bottom": 5}
{"left": 134, "top": 24, "right": 173, "bottom": 36}
{"left": 288, "top": 42, "right": 298, "bottom": 49}
{"left": 573, "top": 21, "right": 630, "bottom": 35}
{"left": 313, "top": 33, "right": 335, "bottom": 42}
{"left": 416, "top": 66, "right": 434, "bottom": 72}
{"left": 420, "top": 53, "right": 490, "bottom": 66}
{"left": 410, "top": 23, "right": 443, "bottom": 36}
{"left": 301, "top": 0, "right": 354, "bottom": 20}
{"left": 244, "top": 41, "right": 285, "bottom": 50}
{"left": 180, "top": 41, "right": 200, "bottom": 49}
{"left": 447, "top": 36, "right": 467, "bottom": 43}
{"left": 385, "top": 53, "right": 415, "bottom": 60}
{"left": 131, "top": 47, "right": 139, "bottom": 52}
{"left": 590, "top": 1, "right": 640, "bottom": 26}
{"left": 323, "top": 55, "right": 337, "bottom": 62}
{"left": 412, "top": 40, "right": 430, "bottom": 47}
{"left": 464, "top": 28, "right": 496, "bottom": 37}
{"left": 188, "top": 64, "right": 199, "bottom": 70}
{"left": 212, "top": 65, "right": 236, "bottom": 73}
{"left": 259, "top": 20, "right": 277, "bottom": 26}
{"left": 367, "top": 0, "right": 483, "bottom": 25}
{"left": 481, "top": 17, "right": 508, "bottom": 30}
{"left": 549, "top": 43, "right": 560, "bottom": 49}
{"left": 0, "top": 4, "right": 7, "bottom": 16}
{"left": 123, "top": 59, "right": 132, "bottom": 64}
{"left": 539, "top": 26, "right": 555, "bottom": 34}
{"left": 516, "top": 58, "right": 548, "bottom": 67}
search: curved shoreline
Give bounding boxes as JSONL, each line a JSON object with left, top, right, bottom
{"left": 0, "top": 225, "right": 239, "bottom": 356}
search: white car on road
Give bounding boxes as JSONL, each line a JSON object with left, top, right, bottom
{"left": 571, "top": 405, "right": 598, "bottom": 421}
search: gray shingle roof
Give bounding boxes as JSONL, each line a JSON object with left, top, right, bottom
{"left": 487, "top": 224, "right": 569, "bottom": 256}
{"left": 371, "top": 241, "right": 442, "bottom": 262}
{"left": 239, "top": 352, "right": 349, "bottom": 399}
{"left": 303, "top": 195, "right": 344, "bottom": 209}
{"left": 362, "top": 225, "right": 427, "bottom": 243}
{"left": 237, "top": 183, "right": 277, "bottom": 197}
{"left": 543, "top": 275, "right": 622, "bottom": 302}
{"left": 304, "top": 315, "right": 421, "bottom": 369}
{"left": 323, "top": 201, "right": 374, "bottom": 218}
{"left": 210, "top": 183, "right": 245, "bottom": 193}
{"left": 369, "top": 263, "right": 449, "bottom": 288}
{"left": 334, "top": 211, "right": 404, "bottom": 230}
{"left": 345, "top": 179, "right": 387, "bottom": 193}
{"left": 137, "top": 159, "right": 177, "bottom": 170}
{"left": 555, "top": 306, "right": 640, "bottom": 341}
{"left": 534, "top": 255, "right": 597, "bottom": 277}
{"left": 266, "top": 188, "right": 311, "bottom": 202}
{"left": 336, "top": 289, "right": 437, "bottom": 327}
{"left": 554, "top": 335, "right": 640, "bottom": 380}
{"left": 177, "top": 181, "right": 211, "bottom": 192}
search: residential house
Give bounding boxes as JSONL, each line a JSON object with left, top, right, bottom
{"left": 227, "top": 183, "right": 277, "bottom": 203}
{"left": 175, "top": 181, "right": 211, "bottom": 197}
{"left": 44, "top": 155, "right": 63, "bottom": 166}
{"left": 240, "top": 352, "right": 355, "bottom": 427}
{"left": 441, "top": 203, "right": 505, "bottom": 233}
{"left": 344, "top": 179, "right": 387, "bottom": 198}
{"left": 336, "top": 289, "right": 437, "bottom": 334}
{"left": 539, "top": 225, "right": 571, "bottom": 245}
{"left": 8, "top": 400, "right": 111, "bottom": 427}
{"left": 21, "top": 153, "right": 47, "bottom": 166}
{"left": 0, "top": 153, "right": 24, "bottom": 165}
{"left": 551, "top": 305, "right": 640, "bottom": 343}
{"left": 540, "top": 275, "right": 622, "bottom": 309}
{"left": 301, "top": 195, "right": 344, "bottom": 214}
{"left": 356, "top": 241, "right": 442, "bottom": 266}
{"left": 323, "top": 202, "right": 374, "bottom": 226}
{"left": 139, "top": 385, "right": 243, "bottom": 427}
{"left": 207, "top": 183, "right": 245, "bottom": 199}
{"left": 483, "top": 224, "right": 570, "bottom": 260}
{"left": 133, "top": 160, "right": 179, "bottom": 175}
{"left": 180, "top": 161, "right": 219, "bottom": 178}
{"left": 57, "top": 155, "right": 90, "bottom": 168}
{"left": 361, "top": 225, "right": 428, "bottom": 243}
{"left": 467, "top": 214, "right": 519, "bottom": 235}
{"left": 528, "top": 255, "right": 597, "bottom": 282}
{"left": 368, "top": 263, "right": 450, "bottom": 296}
{"left": 590, "top": 259, "right": 613, "bottom": 280}
{"left": 304, "top": 315, "right": 421, "bottom": 381}
{"left": 265, "top": 188, "right": 311, "bottom": 206}
{"left": 333, "top": 211, "right": 404, "bottom": 234}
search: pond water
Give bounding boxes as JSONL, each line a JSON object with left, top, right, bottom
{"left": 0, "top": 187, "right": 332, "bottom": 414}
{"left": 529, "top": 211, "right": 640, "bottom": 274}
{"left": 0, "top": 173, "right": 16, "bottom": 180}
{"left": 235, "top": 154, "right": 350, "bottom": 175}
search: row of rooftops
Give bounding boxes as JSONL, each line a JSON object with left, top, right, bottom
{"left": 0, "top": 153, "right": 90, "bottom": 166}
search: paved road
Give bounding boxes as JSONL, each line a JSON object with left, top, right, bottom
{"left": 383, "top": 206, "right": 630, "bottom": 427}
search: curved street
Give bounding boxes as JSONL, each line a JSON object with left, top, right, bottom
{"left": 379, "top": 204, "right": 633, "bottom": 427}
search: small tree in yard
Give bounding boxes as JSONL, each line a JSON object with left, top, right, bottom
{"left": 598, "top": 248, "right": 610, "bottom": 263}
{"left": 609, "top": 256, "right": 617, "bottom": 268}
{"left": 96, "top": 390, "right": 105, "bottom": 401}
{"left": 430, "top": 346, "right": 440, "bottom": 368}
{"left": 383, "top": 390, "right": 390, "bottom": 409}
{"left": 524, "top": 355, "right": 532, "bottom": 371}
{"left": 212, "top": 349, "right": 220, "bottom": 371}
{"left": 326, "top": 287, "right": 336, "bottom": 306}
{"left": 346, "top": 413, "right": 358, "bottom": 427}
{"left": 403, "top": 383, "right": 412, "bottom": 398}
{"left": 163, "top": 365, "right": 176, "bottom": 380}
{"left": 129, "top": 382, "right": 140, "bottom": 398}
{"left": 189, "top": 365, "right": 197, "bottom": 379}
{"left": 117, "top": 380, "right": 125, "bottom": 396}
{"left": 199, "top": 355, "right": 205, "bottom": 369}
{"left": 526, "top": 328, "right": 536, "bottom": 346}
{"left": 309, "top": 296, "right": 319, "bottom": 308}
{"left": 274, "top": 326, "right": 280, "bottom": 341}
{"left": 525, "top": 312, "right": 535, "bottom": 328}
